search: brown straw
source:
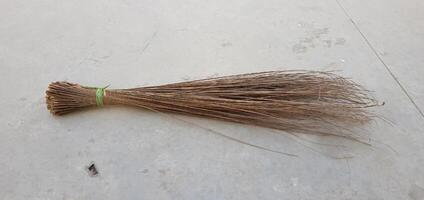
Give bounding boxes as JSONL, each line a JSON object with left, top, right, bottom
{"left": 46, "top": 71, "right": 379, "bottom": 139}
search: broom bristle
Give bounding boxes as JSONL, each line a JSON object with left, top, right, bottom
{"left": 46, "top": 71, "right": 379, "bottom": 138}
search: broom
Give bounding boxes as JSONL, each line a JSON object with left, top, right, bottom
{"left": 46, "top": 71, "right": 379, "bottom": 139}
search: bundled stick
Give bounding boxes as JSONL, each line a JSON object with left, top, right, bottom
{"left": 46, "top": 71, "right": 378, "bottom": 138}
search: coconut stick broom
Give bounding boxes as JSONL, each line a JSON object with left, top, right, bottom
{"left": 46, "top": 71, "right": 379, "bottom": 139}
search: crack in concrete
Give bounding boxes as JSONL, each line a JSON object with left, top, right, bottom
{"left": 335, "top": 0, "right": 424, "bottom": 120}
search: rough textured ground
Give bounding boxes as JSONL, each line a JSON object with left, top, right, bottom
{"left": 1, "top": 0, "right": 423, "bottom": 199}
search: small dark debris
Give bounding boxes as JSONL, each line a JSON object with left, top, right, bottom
{"left": 87, "top": 162, "right": 99, "bottom": 177}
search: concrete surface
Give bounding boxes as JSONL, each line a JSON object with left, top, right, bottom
{"left": 1, "top": 0, "right": 423, "bottom": 199}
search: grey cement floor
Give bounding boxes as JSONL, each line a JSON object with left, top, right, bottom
{"left": 1, "top": 0, "right": 424, "bottom": 199}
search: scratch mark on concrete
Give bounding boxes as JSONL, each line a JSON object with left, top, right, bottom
{"left": 140, "top": 31, "right": 158, "bottom": 56}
